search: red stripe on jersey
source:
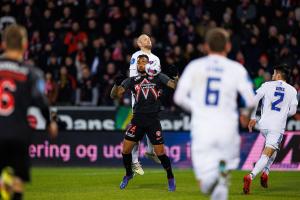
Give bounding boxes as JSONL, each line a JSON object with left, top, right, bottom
{"left": 0, "top": 70, "right": 27, "bottom": 81}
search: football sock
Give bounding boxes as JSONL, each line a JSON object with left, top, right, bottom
{"left": 122, "top": 153, "right": 133, "bottom": 176}
{"left": 263, "top": 151, "right": 277, "bottom": 175}
{"left": 146, "top": 136, "right": 154, "bottom": 153}
{"left": 250, "top": 154, "right": 269, "bottom": 179}
{"left": 158, "top": 154, "right": 174, "bottom": 179}
{"left": 211, "top": 182, "right": 228, "bottom": 200}
{"left": 131, "top": 144, "right": 139, "bottom": 164}
{"left": 13, "top": 192, "right": 23, "bottom": 200}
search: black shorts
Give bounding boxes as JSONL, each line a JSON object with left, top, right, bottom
{"left": 125, "top": 113, "right": 164, "bottom": 145}
{"left": 0, "top": 140, "right": 30, "bottom": 182}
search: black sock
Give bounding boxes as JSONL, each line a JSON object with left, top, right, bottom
{"left": 158, "top": 154, "right": 174, "bottom": 179}
{"left": 122, "top": 153, "right": 133, "bottom": 176}
{"left": 13, "top": 192, "right": 23, "bottom": 200}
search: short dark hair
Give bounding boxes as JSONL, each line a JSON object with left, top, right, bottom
{"left": 2, "top": 24, "right": 27, "bottom": 51}
{"left": 205, "top": 28, "right": 230, "bottom": 52}
{"left": 137, "top": 54, "right": 149, "bottom": 61}
{"left": 274, "top": 64, "right": 291, "bottom": 80}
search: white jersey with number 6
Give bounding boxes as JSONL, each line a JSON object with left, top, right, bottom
{"left": 174, "top": 54, "right": 255, "bottom": 136}
{"left": 254, "top": 81, "right": 298, "bottom": 133}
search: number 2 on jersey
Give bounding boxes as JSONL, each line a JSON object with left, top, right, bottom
{"left": 271, "top": 91, "right": 284, "bottom": 112}
{"left": 205, "top": 77, "right": 221, "bottom": 106}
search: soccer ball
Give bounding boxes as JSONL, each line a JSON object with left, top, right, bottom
{"left": 145, "top": 61, "right": 161, "bottom": 76}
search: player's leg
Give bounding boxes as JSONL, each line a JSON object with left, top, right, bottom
{"left": 193, "top": 153, "right": 222, "bottom": 199}
{"left": 144, "top": 136, "right": 161, "bottom": 164}
{"left": 120, "top": 121, "right": 146, "bottom": 189}
{"left": 153, "top": 144, "right": 176, "bottom": 191}
{"left": 0, "top": 141, "right": 29, "bottom": 200}
{"left": 131, "top": 142, "right": 144, "bottom": 175}
{"left": 260, "top": 149, "right": 278, "bottom": 188}
{"left": 120, "top": 139, "right": 136, "bottom": 189}
{"left": 147, "top": 120, "right": 175, "bottom": 191}
{"left": 244, "top": 130, "right": 282, "bottom": 193}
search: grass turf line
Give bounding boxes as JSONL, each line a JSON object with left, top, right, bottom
{"left": 26, "top": 168, "right": 300, "bottom": 200}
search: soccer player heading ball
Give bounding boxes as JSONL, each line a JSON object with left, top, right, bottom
{"left": 129, "top": 34, "right": 162, "bottom": 175}
{"left": 174, "top": 28, "right": 256, "bottom": 200}
{"left": 111, "top": 54, "right": 178, "bottom": 191}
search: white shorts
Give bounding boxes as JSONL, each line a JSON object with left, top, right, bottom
{"left": 261, "top": 129, "right": 283, "bottom": 150}
{"left": 191, "top": 131, "right": 240, "bottom": 181}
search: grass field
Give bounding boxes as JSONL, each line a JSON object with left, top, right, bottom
{"left": 25, "top": 168, "right": 300, "bottom": 200}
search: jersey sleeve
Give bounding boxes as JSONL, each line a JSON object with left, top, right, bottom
{"left": 121, "top": 77, "right": 133, "bottom": 90}
{"left": 153, "top": 56, "right": 161, "bottom": 71}
{"left": 173, "top": 62, "right": 194, "bottom": 112}
{"left": 291, "top": 89, "right": 299, "bottom": 106}
{"left": 236, "top": 66, "right": 256, "bottom": 108}
{"left": 129, "top": 54, "right": 138, "bottom": 77}
{"left": 157, "top": 73, "right": 170, "bottom": 85}
{"left": 288, "top": 89, "right": 299, "bottom": 116}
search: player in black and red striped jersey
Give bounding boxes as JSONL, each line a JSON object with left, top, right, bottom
{"left": 0, "top": 24, "right": 58, "bottom": 200}
{"left": 111, "top": 54, "right": 178, "bottom": 191}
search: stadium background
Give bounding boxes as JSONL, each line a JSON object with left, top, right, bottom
{"left": 1, "top": 0, "right": 300, "bottom": 171}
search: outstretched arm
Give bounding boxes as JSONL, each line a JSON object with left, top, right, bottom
{"left": 166, "top": 76, "right": 179, "bottom": 89}
{"left": 110, "top": 85, "right": 126, "bottom": 99}
{"left": 111, "top": 76, "right": 131, "bottom": 99}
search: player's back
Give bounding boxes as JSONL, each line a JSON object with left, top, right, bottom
{"left": 186, "top": 55, "right": 253, "bottom": 134}
{"left": 258, "top": 81, "right": 297, "bottom": 132}
{"left": 0, "top": 58, "right": 42, "bottom": 141}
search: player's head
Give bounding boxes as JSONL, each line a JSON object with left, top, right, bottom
{"left": 204, "top": 28, "right": 231, "bottom": 55}
{"left": 2, "top": 24, "right": 28, "bottom": 53}
{"left": 137, "top": 54, "right": 149, "bottom": 73}
{"left": 137, "top": 34, "right": 152, "bottom": 50}
{"left": 272, "top": 64, "right": 291, "bottom": 81}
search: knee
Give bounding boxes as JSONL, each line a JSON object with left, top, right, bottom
{"left": 199, "top": 174, "right": 218, "bottom": 194}
{"left": 154, "top": 146, "right": 165, "bottom": 156}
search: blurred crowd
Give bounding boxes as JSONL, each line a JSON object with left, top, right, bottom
{"left": 0, "top": 0, "right": 299, "bottom": 107}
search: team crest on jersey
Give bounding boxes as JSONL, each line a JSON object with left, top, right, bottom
{"left": 135, "top": 78, "right": 158, "bottom": 100}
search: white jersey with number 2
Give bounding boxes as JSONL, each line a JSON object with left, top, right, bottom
{"left": 254, "top": 81, "right": 298, "bottom": 133}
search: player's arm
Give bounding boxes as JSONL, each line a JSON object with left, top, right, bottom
{"left": 288, "top": 90, "right": 299, "bottom": 117}
{"left": 110, "top": 76, "right": 131, "bottom": 99}
{"left": 173, "top": 63, "right": 194, "bottom": 112}
{"left": 129, "top": 55, "right": 138, "bottom": 77}
{"left": 236, "top": 67, "right": 256, "bottom": 130}
{"left": 30, "top": 68, "right": 58, "bottom": 138}
{"left": 157, "top": 73, "right": 178, "bottom": 89}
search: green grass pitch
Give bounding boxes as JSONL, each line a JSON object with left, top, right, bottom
{"left": 26, "top": 168, "right": 300, "bottom": 200}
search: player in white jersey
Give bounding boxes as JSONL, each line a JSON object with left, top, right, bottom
{"left": 174, "top": 28, "right": 255, "bottom": 200}
{"left": 129, "top": 34, "right": 161, "bottom": 175}
{"left": 243, "top": 64, "right": 298, "bottom": 194}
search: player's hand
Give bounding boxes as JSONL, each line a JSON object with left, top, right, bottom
{"left": 115, "top": 74, "right": 125, "bottom": 86}
{"left": 47, "top": 121, "right": 58, "bottom": 139}
{"left": 248, "top": 119, "right": 256, "bottom": 132}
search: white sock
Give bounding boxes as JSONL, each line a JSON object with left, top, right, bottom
{"left": 211, "top": 179, "right": 228, "bottom": 200}
{"left": 131, "top": 144, "right": 139, "bottom": 164}
{"left": 146, "top": 136, "right": 154, "bottom": 153}
{"left": 263, "top": 151, "right": 277, "bottom": 175}
{"left": 251, "top": 154, "right": 269, "bottom": 179}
